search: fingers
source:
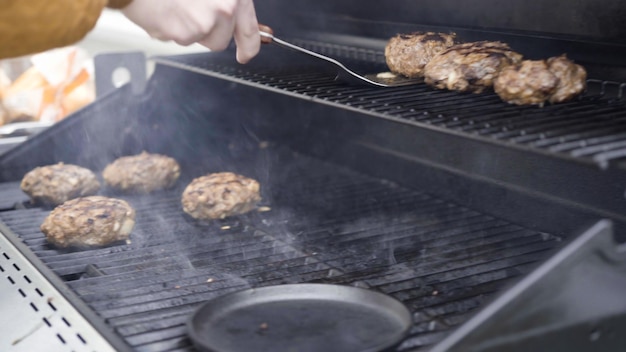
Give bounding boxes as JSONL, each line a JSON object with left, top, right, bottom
{"left": 197, "top": 15, "right": 236, "bottom": 52}
{"left": 233, "top": 0, "right": 260, "bottom": 64}
{"left": 122, "top": 0, "right": 260, "bottom": 63}
{"left": 199, "top": 0, "right": 260, "bottom": 63}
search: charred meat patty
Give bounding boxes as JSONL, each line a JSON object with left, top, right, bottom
{"left": 494, "top": 55, "right": 587, "bottom": 106}
{"left": 424, "top": 41, "right": 523, "bottom": 93}
{"left": 494, "top": 60, "right": 559, "bottom": 106}
{"left": 181, "top": 172, "right": 261, "bottom": 220}
{"left": 102, "top": 152, "right": 180, "bottom": 193}
{"left": 385, "top": 32, "right": 456, "bottom": 78}
{"left": 41, "top": 196, "right": 136, "bottom": 248}
{"left": 21, "top": 163, "right": 100, "bottom": 205}
{"left": 546, "top": 55, "right": 587, "bottom": 104}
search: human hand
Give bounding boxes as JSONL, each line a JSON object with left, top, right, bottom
{"left": 121, "top": 0, "right": 260, "bottom": 63}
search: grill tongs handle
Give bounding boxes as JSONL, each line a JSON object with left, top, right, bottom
{"left": 258, "top": 24, "right": 333, "bottom": 63}
{"left": 257, "top": 24, "right": 422, "bottom": 88}
{"left": 258, "top": 24, "right": 275, "bottom": 45}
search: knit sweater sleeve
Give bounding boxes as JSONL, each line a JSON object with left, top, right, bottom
{"left": 0, "top": 0, "right": 132, "bottom": 59}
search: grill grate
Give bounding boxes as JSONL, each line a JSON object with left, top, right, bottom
{"left": 0, "top": 145, "right": 564, "bottom": 351}
{"left": 157, "top": 50, "right": 626, "bottom": 168}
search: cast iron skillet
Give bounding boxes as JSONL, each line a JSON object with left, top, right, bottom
{"left": 188, "top": 283, "right": 413, "bottom": 352}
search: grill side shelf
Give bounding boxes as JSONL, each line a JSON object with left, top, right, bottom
{"left": 0, "top": 221, "right": 133, "bottom": 352}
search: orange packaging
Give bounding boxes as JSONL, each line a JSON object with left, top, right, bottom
{"left": 2, "top": 46, "right": 94, "bottom": 124}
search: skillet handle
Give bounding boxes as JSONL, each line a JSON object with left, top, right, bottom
{"left": 259, "top": 24, "right": 274, "bottom": 44}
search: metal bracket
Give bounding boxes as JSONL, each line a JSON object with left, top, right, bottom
{"left": 431, "top": 219, "right": 626, "bottom": 352}
{"left": 94, "top": 52, "right": 147, "bottom": 98}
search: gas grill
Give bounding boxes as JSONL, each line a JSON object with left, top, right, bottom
{"left": 2, "top": 1, "right": 626, "bottom": 351}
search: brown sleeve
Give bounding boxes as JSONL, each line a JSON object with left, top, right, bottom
{"left": 0, "top": 0, "right": 108, "bottom": 59}
{"left": 107, "top": 0, "right": 133, "bottom": 9}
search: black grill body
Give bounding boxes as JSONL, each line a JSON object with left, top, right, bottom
{"left": 2, "top": 1, "right": 626, "bottom": 351}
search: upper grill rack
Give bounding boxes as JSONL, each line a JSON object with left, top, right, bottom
{"left": 156, "top": 47, "right": 626, "bottom": 169}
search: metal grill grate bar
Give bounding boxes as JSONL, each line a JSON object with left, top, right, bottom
{"left": 0, "top": 143, "right": 566, "bottom": 350}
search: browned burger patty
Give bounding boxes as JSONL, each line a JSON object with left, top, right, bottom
{"left": 494, "top": 55, "right": 587, "bottom": 106}
{"left": 424, "top": 41, "right": 523, "bottom": 93}
{"left": 494, "top": 60, "right": 559, "bottom": 106}
{"left": 546, "top": 55, "right": 587, "bottom": 104}
{"left": 21, "top": 163, "right": 100, "bottom": 205}
{"left": 102, "top": 152, "right": 180, "bottom": 193}
{"left": 40, "top": 196, "right": 136, "bottom": 248}
{"left": 385, "top": 32, "right": 456, "bottom": 78}
{"left": 181, "top": 172, "right": 261, "bottom": 220}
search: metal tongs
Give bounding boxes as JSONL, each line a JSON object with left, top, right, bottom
{"left": 258, "top": 25, "right": 422, "bottom": 87}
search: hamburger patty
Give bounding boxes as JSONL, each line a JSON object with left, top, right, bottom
{"left": 494, "top": 55, "right": 587, "bottom": 106}
{"left": 494, "top": 60, "right": 559, "bottom": 106}
{"left": 41, "top": 196, "right": 136, "bottom": 248}
{"left": 546, "top": 55, "right": 587, "bottom": 104}
{"left": 424, "top": 41, "right": 523, "bottom": 93}
{"left": 385, "top": 32, "right": 456, "bottom": 78}
{"left": 102, "top": 152, "right": 180, "bottom": 193}
{"left": 21, "top": 163, "right": 100, "bottom": 205}
{"left": 181, "top": 172, "right": 261, "bottom": 220}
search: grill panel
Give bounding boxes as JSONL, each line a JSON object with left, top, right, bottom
{"left": 0, "top": 145, "right": 564, "bottom": 350}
